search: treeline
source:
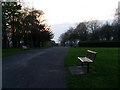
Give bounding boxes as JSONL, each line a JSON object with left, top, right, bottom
{"left": 2, "top": 1, "right": 54, "bottom": 48}
{"left": 59, "top": 6, "right": 120, "bottom": 47}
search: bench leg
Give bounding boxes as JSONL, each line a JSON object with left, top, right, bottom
{"left": 87, "top": 63, "right": 89, "bottom": 73}
{"left": 81, "top": 62, "right": 83, "bottom": 67}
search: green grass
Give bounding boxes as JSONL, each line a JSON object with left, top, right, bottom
{"left": 65, "top": 47, "right": 119, "bottom": 88}
{"left": 2, "top": 47, "right": 44, "bottom": 57}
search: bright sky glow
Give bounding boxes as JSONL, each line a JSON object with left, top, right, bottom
{"left": 23, "top": 0, "right": 119, "bottom": 42}
{"left": 23, "top": 0, "right": 119, "bottom": 25}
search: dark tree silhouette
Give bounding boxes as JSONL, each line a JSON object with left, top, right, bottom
{"left": 2, "top": 2, "right": 22, "bottom": 48}
{"left": 2, "top": 1, "right": 54, "bottom": 48}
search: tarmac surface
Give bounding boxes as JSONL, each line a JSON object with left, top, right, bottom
{"left": 2, "top": 47, "right": 69, "bottom": 88}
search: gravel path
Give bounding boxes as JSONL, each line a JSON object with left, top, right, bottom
{"left": 2, "top": 47, "right": 69, "bottom": 88}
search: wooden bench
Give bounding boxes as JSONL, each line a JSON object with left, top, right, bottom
{"left": 77, "top": 50, "right": 97, "bottom": 73}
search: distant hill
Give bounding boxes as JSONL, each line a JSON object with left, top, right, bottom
{"left": 51, "top": 23, "right": 76, "bottom": 43}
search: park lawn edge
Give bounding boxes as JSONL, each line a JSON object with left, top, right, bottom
{"left": 64, "top": 47, "right": 119, "bottom": 88}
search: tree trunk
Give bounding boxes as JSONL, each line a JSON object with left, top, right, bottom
{"left": 41, "top": 41, "right": 44, "bottom": 47}
{"left": 11, "top": 15, "right": 16, "bottom": 48}
{"left": 2, "top": 33, "right": 9, "bottom": 48}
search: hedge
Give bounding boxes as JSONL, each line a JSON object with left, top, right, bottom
{"left": 78, "top": 41, "right": 120, "bottom": 47}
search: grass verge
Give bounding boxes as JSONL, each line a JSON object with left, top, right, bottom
{"left": 2, "top": 47, "right": 44, "bottom": 57}
{"left": 65, "top": 47, "right": 119, "bottom": 88}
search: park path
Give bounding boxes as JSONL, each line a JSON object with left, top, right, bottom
{"left": 2, "top": 47, "right": 69, "bottom": 88}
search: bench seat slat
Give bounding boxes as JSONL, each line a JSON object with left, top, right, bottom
{"left": 78, "top": 57, "right": 93, "bottom": 63}
{"left": 87, "top": 50, "right": 97, "bottom": 54}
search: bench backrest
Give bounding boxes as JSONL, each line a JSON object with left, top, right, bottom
{"left": 86, "top": 50, "right": 97, "bottom": 61}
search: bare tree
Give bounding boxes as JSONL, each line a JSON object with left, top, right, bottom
{"left": 87, "top": 20, "right": 101, "bottom": 41}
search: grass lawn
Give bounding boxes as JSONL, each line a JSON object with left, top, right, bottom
{"left": 2, "top": 47, "right": 44, "bottom": 57}
{"left": 65, "top": 47, "right": 119, "bottom": 88}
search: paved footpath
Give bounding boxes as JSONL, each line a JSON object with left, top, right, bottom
{"left": 2, "top": 47, "right": 69, "bottom": 88}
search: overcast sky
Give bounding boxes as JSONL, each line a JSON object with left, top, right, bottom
{"left": 24, "top": 0, "right": 119, "bottom": 24}
{"left": 23, "top": 0, "right": 119, "bottom": 42}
